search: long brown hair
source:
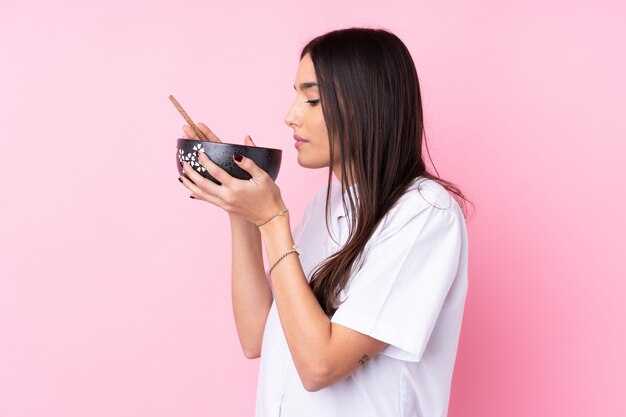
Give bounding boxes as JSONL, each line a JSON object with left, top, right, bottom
{"left": 302, "top": 27, "right": 474, "bottom": 316}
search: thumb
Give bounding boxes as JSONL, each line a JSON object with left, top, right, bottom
{"left": 244, "top": 134, "right": 256, "bottom": 147}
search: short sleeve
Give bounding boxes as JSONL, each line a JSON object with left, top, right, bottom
{"left": 330, "top": 203, "right": 464, "bottom": 362}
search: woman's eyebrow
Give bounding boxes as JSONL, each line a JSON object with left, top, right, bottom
{"left": 293, "top": 82, "right": 319, "bottom": 91}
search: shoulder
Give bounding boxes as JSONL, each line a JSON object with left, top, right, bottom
{"left": 382, "top": 177, "right": 463, "bottom": 232}
{"left": 406, "top": 177, "right": 455, "bottom": 210}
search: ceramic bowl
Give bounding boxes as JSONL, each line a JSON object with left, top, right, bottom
{"left": 176, "top": 139, "right": 282, "bottom": 185}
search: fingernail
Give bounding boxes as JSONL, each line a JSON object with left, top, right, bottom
{"left": 196, "top": 151, "right": 203, "bottom": 158}
{"left": 248, "top": 135, "right": 255, "bottom": 145}
{"left": 189, "top": 196, "right": 195, "bottom": 199}
{"left": 233, "top": 153, "right": 243, "bottom": 162}
{"left": 178, "top": 177, "right": 183, "bottom": 183}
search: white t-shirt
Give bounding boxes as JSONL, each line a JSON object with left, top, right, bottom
{"left": 255, "top": 176, "right": 469, "bottom": 417}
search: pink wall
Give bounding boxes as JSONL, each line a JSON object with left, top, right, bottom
{"left": 1, "top": 1, "right": 624, "bottom": 416}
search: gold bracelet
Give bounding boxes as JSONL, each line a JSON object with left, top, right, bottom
{"left": 269, "top": 245, "right": 303, "bottom": 275}
{"left": 257, "top": 209, "right": 289, "bottom": 227}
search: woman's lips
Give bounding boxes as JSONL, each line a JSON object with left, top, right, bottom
{"left": 294, "top": 134, "right": 308, "bottom": 150}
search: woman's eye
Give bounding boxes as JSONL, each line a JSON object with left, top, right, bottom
{"left": 305, "top": 99, "right": 320, "bottom": 106}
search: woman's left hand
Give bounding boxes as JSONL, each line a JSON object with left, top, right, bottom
{"left": 179, "top": 150, "right": 286, "bottom": 225}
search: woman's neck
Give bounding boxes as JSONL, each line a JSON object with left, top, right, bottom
{"left": 332, "top": 163, "right": 356, "bottom": 193}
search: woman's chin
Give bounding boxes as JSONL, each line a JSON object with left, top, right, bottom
{"left": 297, "top": 154, "right": 328, "bottom": 169}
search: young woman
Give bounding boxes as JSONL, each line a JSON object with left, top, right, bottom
{"left": 179, "top": 27, "right": 471, "bottom": 417}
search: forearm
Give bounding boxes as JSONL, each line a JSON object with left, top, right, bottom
{"left": 258, "top": 213, "right": 333, "bottom": 383}
{"left": 230, "top": 215, "right": 273, "bottom": 359}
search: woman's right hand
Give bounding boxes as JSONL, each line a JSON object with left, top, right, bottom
{"left": 182, "top": 123, "right": 257, "bottom": 221}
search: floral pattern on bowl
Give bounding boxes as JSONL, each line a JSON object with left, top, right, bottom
{"left": 177, "top": 144, "right": 207, "bottom": 173}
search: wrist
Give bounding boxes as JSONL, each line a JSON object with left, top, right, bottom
{"left": 256, "top": 204, "right": 288, "bottom": 228}
{"left": 258, "top": 211, "right": 291, "bottom": 238}
{"left": 268, "top": 244, "right": 303, "bottom": 275}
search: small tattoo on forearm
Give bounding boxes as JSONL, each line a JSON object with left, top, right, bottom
{"left": 358, "top": 354, "right": 370, "bottom": 366}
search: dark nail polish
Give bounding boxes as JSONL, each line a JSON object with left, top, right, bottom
{"left": 178, "top": 177, "right": 183, "bottom": 183}
{"left": 233, "top": 153, "right": 243, "bottom": 162}
{"left": 189, "top": 196, "right": 195, "bottom": 199}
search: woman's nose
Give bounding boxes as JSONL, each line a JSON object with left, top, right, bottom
{"left": 284, "top": 103, "right": 300, "bottom": 128}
